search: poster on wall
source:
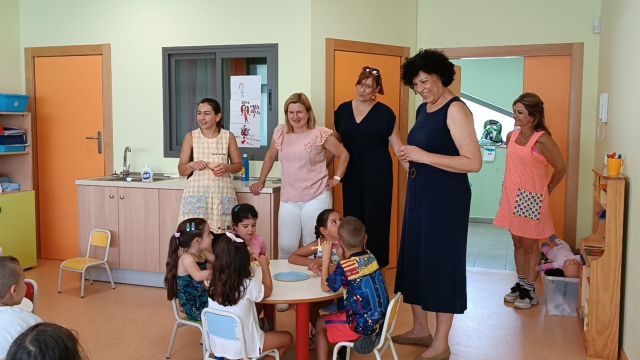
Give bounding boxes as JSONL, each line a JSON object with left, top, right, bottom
{"left": 230, "top": 75, "right": 261, "bottom": 148}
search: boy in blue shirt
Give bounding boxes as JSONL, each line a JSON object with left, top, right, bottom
{"left": 315, "top": 216, "right": 389, "bottom": 359}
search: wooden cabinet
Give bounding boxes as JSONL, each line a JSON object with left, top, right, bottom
{"left": 78, "top": 184, "right": 280, "bottom": 279}
{"left": 117, "top": 187, "right": 159, "bottom": 272}
{"left": 579, "top": 169, "right": 625, "bottom": 360}
{"left": 77, "top": 186, "right": 160, "bottom": 272}
{"left": 158, "top": 189, "right": 183, "bottom": 272}
{"left": 0, "top": 191, "right": 36, "bottom": 268}
{"left": 0, "top": 112, "right": 36, "bottom": 268}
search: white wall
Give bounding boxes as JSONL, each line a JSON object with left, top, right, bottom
{"left": 0, "top": 0, "right": 21, "bottom": 93}
{"left": 597, "top": 0, "right": 640, "bottom": 357}
{"left": 417, "top": 0, "right": 601, "bottom": 240}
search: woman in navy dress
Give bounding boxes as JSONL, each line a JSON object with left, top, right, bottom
{"left": 334, "top": 66, "right": 406, "bottom": 268}
{"left": 393, "top": 50, "right": 481, "bottom": 360}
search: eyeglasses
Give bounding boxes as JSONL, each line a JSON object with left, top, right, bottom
{"left": 362, "top": 66, "right": 380, "bottom": 76}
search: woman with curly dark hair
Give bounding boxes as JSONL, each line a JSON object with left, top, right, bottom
{"left": 207, "top": 234, "right": 292, "bottom": 359}
{"left": 394, "top": 49, "right": 481, "bottom": 360}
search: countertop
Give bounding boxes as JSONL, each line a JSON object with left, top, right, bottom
{"left": 75, "top": 176, "right": 281, "bottom": 193}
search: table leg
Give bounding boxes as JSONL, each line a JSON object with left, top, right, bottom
{"left": 263, "top": 304, "right": 276, "bottom": 330}
{"left": 295, "top": 302, "right": 311, "bottom": 360}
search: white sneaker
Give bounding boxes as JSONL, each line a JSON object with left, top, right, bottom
{"left": 514, "top": 289, "right": 538, "bottom": 309}
{"left": 276, "top": 303, "right": 290, "bottom": 312}
{"left": 504, "top": 282, "right": 523, "bottom": 303}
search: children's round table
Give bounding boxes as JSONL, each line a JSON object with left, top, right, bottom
{"left": 259, "top": 260, "right": 343, "bottom": 360}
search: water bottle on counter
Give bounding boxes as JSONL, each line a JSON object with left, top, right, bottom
{"left": 242, "top": 154, "right": 250, "bottom": 181}
{"left": 141, "top": 164, "right": 153, "bottom": 183}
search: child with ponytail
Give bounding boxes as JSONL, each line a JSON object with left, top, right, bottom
{"left": 164, "top": 218, "right": 214, "bottom": 321}
{"left": 207, "top": 233, "right": 292, "bottom": 359}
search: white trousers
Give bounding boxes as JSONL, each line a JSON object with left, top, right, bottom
{"left": 278, "top": 190, "right": 333, "bottom": 259}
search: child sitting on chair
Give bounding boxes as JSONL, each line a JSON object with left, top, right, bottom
{"left": 289, "top": 208, "right": 343, "bottom": 275}
{"left": 535, "top": 235, "right": 583, "bottom": 278}
{"left": 231, "top": 204, "right": 266, "bottom": 259}
{"left": 164, "top": 218, "right": 214, "bottom": 321}
{"left": 0, "top": 256, "right": 43, "bottom": 358}
{"left": 315, "top": 217, "right": 389, "bottom": 360}
{"left": 207, "top": 233, "right": 292, "bottom": 359}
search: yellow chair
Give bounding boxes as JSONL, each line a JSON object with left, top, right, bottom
{"left": 332, "top": 292, "right": 403, "bottom": 360}
{"left": 57, "top": 228, "right": 115, "bottom": 298}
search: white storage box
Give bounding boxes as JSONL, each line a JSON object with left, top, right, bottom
{"left": 544, "top": 275, "right": 579, "bottom": 317}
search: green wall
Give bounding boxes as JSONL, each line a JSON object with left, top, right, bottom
{"left": 597, "top": 0, "right": 640, "bottom": 357}
{"left": 0, "top": 0, "right": 21, "bottom": 93}
{"left": 452, "top": 57, "right": 523, "bottom": 111}
{"left": 469, "top": 147, "right": 506, "bottom": 220}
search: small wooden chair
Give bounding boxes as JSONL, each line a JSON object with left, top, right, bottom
{"left": 57, "top": 228, "right": 115, "bottom": 298}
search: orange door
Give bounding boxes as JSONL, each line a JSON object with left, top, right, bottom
{"left": 333, "top": 51, "right": 403, "bottom": 267}
{"left": 34, "top": 55, "right": 105, "bottom": 260}
{"left": 524, "top": 56, "right": 570, "bottom": 239}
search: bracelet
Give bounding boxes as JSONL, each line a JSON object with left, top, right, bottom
{"left": 333, "top": 175, "right": 342, "bottom": 182}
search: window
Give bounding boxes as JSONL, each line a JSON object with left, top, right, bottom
{"left": 162, "top": 44, "right": 278, "bottom": 159}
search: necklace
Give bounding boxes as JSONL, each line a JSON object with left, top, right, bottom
{"left": 518, "top": 130, "right": 534, "bottom": 144}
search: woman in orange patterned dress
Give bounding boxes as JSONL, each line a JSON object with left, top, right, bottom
{"left": 494, "top": 93, "right": 566, "bottom": 309}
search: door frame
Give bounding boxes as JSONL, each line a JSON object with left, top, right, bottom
{"left": 441, "top": 43, "right": 583, "bottom": 246}
{"left": 325, "top": 38, "right": 410, "bottom": 264}
{"left": 24, "top": 44, "right": 113, "bottom": 253}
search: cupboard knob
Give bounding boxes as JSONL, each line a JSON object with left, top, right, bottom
{"left": 109, "top": 194, "right": 114, "bottom": 199}
{"left": 119, "top": 195, "right": 125, "bottom": 199}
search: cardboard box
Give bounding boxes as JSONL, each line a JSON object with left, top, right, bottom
{"left": 544, "top": 275, "right": 579, "bottom": 317}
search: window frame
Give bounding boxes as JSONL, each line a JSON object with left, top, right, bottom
{"left": 162, "top": 44, "right": 278, "bottom": 160}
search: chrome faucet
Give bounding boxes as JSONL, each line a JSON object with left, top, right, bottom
{"left": 122, "top": 146, "right": 131, "bottom": 176}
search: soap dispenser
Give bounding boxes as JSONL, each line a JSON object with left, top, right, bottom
{"left": 141, "top": 164, "right": 153, "bottom": 183}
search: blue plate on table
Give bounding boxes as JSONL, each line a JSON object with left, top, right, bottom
{"left": 273, "top": 271, "right": 310, "bottom": 282}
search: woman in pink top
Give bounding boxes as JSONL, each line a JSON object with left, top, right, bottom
{"left": 494, "top": 93, "right": 566, "bottom": 310}
{"left": 250, "top": 93, "right": 349, "bottom": 261}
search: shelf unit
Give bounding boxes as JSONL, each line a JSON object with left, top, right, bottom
{"left": 578, "top": 169, "right": 625, "bottom": 360}
{"left": 0, "top": 112, "right": 36, "bottom": 268}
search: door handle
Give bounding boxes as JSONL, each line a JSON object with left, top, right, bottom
{"left": 85, "top": 130, "right": 103, "bottom": 154}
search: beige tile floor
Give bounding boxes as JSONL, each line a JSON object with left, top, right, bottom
{"left": 23, "top": 259, "right": 586, "bottom": 360}
{"left": 467, "top": 223, "right": 516, "bottom": 271}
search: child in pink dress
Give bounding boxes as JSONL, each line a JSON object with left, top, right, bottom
{"left": 231, "top": 203, "right": 266, "bottom": 259}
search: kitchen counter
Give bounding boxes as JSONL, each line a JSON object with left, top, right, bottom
{"left": 75, "top": 176, "right": 281, "bottom": 193}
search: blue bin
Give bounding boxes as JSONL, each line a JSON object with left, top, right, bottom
{"left": 0, "top": 94, "right": 29, "bottom": 112}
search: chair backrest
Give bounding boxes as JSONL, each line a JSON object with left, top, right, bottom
{"left": 201, "top": 308, "right": 247, "bottom": 359}
{"left": 86, "top": 229, "right": 111, "bottom": 262}
{"left": 375, "top": 292, "right": 402, "bottom": 349}
{"left": 24, "top": 278, "right": 38, "bottom": 313}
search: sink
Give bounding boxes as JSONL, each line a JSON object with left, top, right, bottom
{"left": 91, "top": 174, "right": 173, "bottom": 182}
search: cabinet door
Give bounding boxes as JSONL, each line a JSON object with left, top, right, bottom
{"left": 117, "top": 187, "right": 159, "bottom": 272}
{"left": 0, "top": 191, "right": 36, "bottom": 268}
{"left": 77, "top": 186, "right": 119, "bottom": 268}
{"left": 158, "top": 189, "right": 183, "bottom": 272}
{"left": 236, "top": 192, "right": 276, "bottom": 258}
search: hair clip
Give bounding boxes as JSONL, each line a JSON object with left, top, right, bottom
{"left": 186, "top": 222, "right": 195, "bottom": 232}
{"left": 174, "top": 232, "right": 181, "bottom": 238}
{"left": 226, "top": 232, "right": 245, "bottom": 243}
{"left": 232, "top": 204, "right": 241, "bottom": 213}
